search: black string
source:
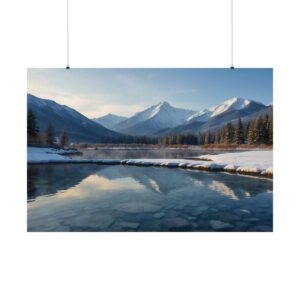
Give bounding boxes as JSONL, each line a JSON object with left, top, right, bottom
{"left": 230, "top": 0, "right": 234, "bottom": 69}
{"left": 65, "top": 1, "right": 234, "bottom": 70}
{"left": 66, "top": 0, "right": 70, "bottom": 69}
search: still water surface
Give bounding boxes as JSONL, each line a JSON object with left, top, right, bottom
{"left": 71, "top": 147, "right": 237, "bottom": 159}
{"left": 28, "top": 164, "right": 273, "bottom": 232}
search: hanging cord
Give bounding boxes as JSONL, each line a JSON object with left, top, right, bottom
{"left": 230, "top": 0, "right": 234, "bottom": 69}
{"left": 66, "top": 0, "right": 70, "bottom": 69}
{"left": 65, "top": 0, "right": 233, "bottom": 69}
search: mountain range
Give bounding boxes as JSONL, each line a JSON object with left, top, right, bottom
{"left": 27, "top": 94, "right": 124, "bottom": 143}
{"left": 156, "top": 97, "right": 270, "bottom": 136}
{"left": 112, "top": 101, "right": 196, "bottom": 136}
{"left": 93, "top": 114, "right": 128, "bottom": 129}
{"left": 102, "top": 97, "right": 270, "bottom": 136}
{"left": 28, "top": 94, "right": 272, "bottom": 143}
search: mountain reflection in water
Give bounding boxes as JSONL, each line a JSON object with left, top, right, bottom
{"left": 27, "top": 165, "right": 273, "bottom": 232}
{"left": 28, "top": 164, "right": 272, "bottom": 200}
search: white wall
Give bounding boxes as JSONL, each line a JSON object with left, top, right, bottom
{"left": 0, "top": 1, "right": 299, "bottom": 300}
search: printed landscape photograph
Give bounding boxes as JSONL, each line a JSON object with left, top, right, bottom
{"left": 27, "top": 68, "right": 273, "bottom": 232}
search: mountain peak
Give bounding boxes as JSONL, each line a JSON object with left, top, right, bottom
{"left": 157, "top": 101, "right": 170, "bottom": 107}
{"left": 186, "top": 97, "right": 266, "bottom": 124}
{"left": 93, "top": 113, "right": 128, "bottom": 129}
{"left": 149, "top": 101, "right": 173, "bottom": 118}
{"left": 113, "top": 101, "right": 196, "bottom": 135}
{"left": 210, "top": 97, "right": 254, "bottom": 117}
{"left": 224, "top": 97, "right": 250, "bottom": 106}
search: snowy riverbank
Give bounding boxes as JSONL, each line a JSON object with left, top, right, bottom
{"left": 196, "top": 151, "right": 273, "bottom": 176}
{"left": 27, "top": 147, "right": 273, "bottom": 178}
{"left": 27, "top": 147, "right": 79, "bottom": 162}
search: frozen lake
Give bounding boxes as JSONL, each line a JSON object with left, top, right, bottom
{"left": 27, "top": 164, "right": 273, "bottom": 232}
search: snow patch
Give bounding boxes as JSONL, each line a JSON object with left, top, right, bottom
{"left": 27, "top": 148, "right": 273, "bottom": 177}
{"left": 27, "top": 147, "right": 73, "bottom": 162}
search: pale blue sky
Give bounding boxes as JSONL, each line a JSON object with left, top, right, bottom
{"left": 27, "top": 68, "right": 273, "bottom": 118}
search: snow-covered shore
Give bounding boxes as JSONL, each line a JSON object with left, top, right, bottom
{"left": 126, "top": 150, "right": 273, "bottom": 177}
{"left": 27, "top": 147, "right": 77, "bottom": 162}
{"left": 196, "top": 151, "right": 273, "bottom": 176}
{"left": 27, "top": 147, "right": 273, "bottom": 178}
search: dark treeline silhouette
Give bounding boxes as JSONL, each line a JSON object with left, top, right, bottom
{"left": 27, "top": 109, "right": 39, "bottom": 144}
{"left": 28, "top": 109, "right": 272, "bottom": 146}
{"left": 157, "top": 115, "right": 273, "bottom": 146}
{"left": 27, "top": 109, "right": 69, "bottom": 147}
{"left": 27, "top": 109, "right": 156, "bottom": 146}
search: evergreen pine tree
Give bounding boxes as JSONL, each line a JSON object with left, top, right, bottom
{"left": 262, "top": 114, "right": 269, "bottom": 144}
{"left": 268, "top": 116, "right": 273, "bottom": 145}
{"left": 215, "top": 131, "right": 221, "bottom": 144}
{"left": 245, "top": 122, "right": 250, "bottom": 144}
{"left": 210, "top": 132, "right": 215, "bottom": 144}
{"left": 225, "top": 122, "right": 234, "bottom": 144}
{"left": 27, "top": 109, "right": 39, "bottom": 137}
{"left": 59, "top": 130, "right": 68, "bottom": 148}
{"left": 254, "top": 116, "right": 264, "bottom": 144}
{"left": 234, "top": 118, "right": 245, "bottom": 144}
{"left": 46, "top": 123, "right": 55, "bottom": 146}
{"left": 247, "top": 120, "right": 255, "bottom": 144}
{"left": 220, "top": 128, "right": 226, "bottom": 144}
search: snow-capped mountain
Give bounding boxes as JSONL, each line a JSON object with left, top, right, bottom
{"left": 187, "top": 97, "right": 260, "bottom": 123}
{"left": 93, "top": 113, "right": 128, "bottom": 129}
{"left": 27, "top": 94, "right": 124, "bottom": 143}
{"left": 157, "top": 97, "right": 267, "bottom": 136}
{"left": 112, "top": 101, "right": 196, "bottom": 136}
{"left": 186, "top": 109, "right": 211, "bottom": 123}
{"left": 28, "top": 94, "right": 269, "bottom": 142}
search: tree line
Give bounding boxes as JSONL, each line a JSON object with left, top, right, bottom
{"left": 28, "top": 109, "right": 272, "bottom": 146}
{"left": 27, "top": 109, "right": 156, "bottom": 146}
{"left": 157, "top": 114, "right": 273, "bottom": 146}
{"left": 27, "top": 109, "right": 69, "bottom": 147}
